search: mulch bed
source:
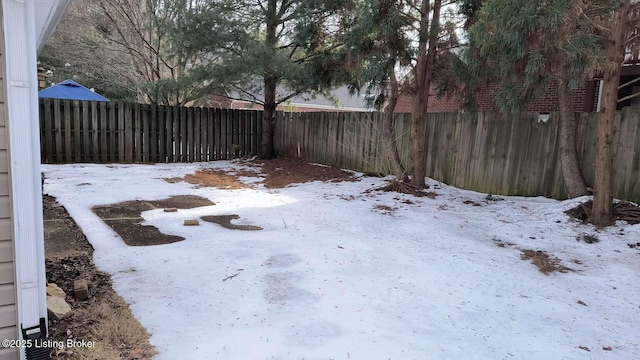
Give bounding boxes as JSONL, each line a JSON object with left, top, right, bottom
{"left": 46, "top": 255, "right": 114, "bottom": 338}
{"left": 256, "top": 157, "right": 358, "bottom": 188}
{"left": 43, "top": 194, "right": 156, "bottom": 360}
{"left": 165, "top": 157, "right": 357, "bottom": 190}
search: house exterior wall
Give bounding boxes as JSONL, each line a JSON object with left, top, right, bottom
{"left": 0, "top": 3, "right": 19, "bottom": 359}
{"left": 474, "top": 80, "right": 600, "bottom": 113}
{"left": 394, "top": 81, "right": 601, "bottom": 114}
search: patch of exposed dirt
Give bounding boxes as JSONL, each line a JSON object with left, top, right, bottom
{"left": 43, "top": 195, "right": 93, "bottom": 258}
{"left": 166, "top": 157, "right": 359, "bottom": 190}
{"left": 165, "top": 169, "right": 254, "bottom": 189}
{"left": 93, "top": 195, "right": 214, "bottom": 246}
{"left": 201, "top": 214, "right": 263, "bottom": 230}
{"left": 520, "top": 249, "right": 572, "bottom": 275}
{"left": 566, "top": 200, "right": 640, "bottom": 225}
{"left": 43, "top": 194, "right": 156, "bottom": 360}
{"left": 257, "top": 157, "right": 358, "bottom": 188}
{"left": 365, "top": 180, "right": 437, "bottom": 198}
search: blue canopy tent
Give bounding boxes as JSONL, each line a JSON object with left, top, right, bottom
{"left": 39, "top": 79, "right": 110, "bottom": 102}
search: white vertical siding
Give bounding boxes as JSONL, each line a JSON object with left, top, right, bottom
{"left": 0, "top": 2, "right": 18, "bottom": 358}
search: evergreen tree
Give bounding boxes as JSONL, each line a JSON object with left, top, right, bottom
{"left": 341, "top": 0, "right": 415, "bottom": 180}
{"left": 342, "top": 0, "right": 458, "bottom": 188}
{"left": 464, "top": 0, "right": 606, "bottom": 198}
{"left": 164, "top": 0, "right": 350, "bottom": 158}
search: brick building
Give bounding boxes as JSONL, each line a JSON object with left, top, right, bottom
{"left": 393, "top": 80, "right": 602, "bottom": 114}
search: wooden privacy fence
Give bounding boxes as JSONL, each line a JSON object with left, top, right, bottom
{"left": 39, "top": 99, "right": 262, "bottom": 163}
{"left": 274, "top": 109, "right": 640, "bottom": 203}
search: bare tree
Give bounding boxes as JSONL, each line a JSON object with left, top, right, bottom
{"left": 40, "top": 0, "right": 205, "bottom": 105}
{"left": 94, "top": 0, "right": 205, "bottom": 105}
{"left": 39, "top": 0, "right": 138, "bottom": 100}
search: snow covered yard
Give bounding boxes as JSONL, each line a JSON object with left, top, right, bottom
{"left": 42, "top": 161, "right": 640, "bottom": 360}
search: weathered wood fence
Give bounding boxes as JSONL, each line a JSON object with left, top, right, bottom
{"left": 39, "top": 99, "right": 640, "bottom": 202}
{"left": 274, "top": 109, "right": 640, "bottom": 203}
{"left": 39, "top": 99, "right": 262, "bottom": 163}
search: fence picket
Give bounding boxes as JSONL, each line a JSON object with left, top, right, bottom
{"left": 42, "top": 99, "right": 53, "bottom": 163}
{"left": 100, "top": 102, "right": 107, "bottom": 162}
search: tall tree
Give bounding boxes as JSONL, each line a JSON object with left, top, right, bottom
{"left": 343, "top": 0, "right": 457, "bottom": 187}
{"left": 464, "top": 0, "right": 604, "bottom": 198}
{"left": 165, "top": 0, "right": 350, "bottom": 158}
{"left": 409, "top": 0, "right": 443, "bottom": 188}
{"left": 342, "top": 0, "right": 415, "bottom": 180}
{"left": 592, "top": 0, "right": 638, "bottom": 226}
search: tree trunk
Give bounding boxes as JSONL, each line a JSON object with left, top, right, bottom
{"left": 592, "top": 0, "right": 629, "bottom": 227}
{"left": 383, "top": 69, "right": 407, "bottom": 181}
{"left": 410, "top": 0, "right": 441, "bottom": 188}
{"left": 261, "top": 0, "right": 278, "bottom": 159}
{"left": 261, "top": 76, "right": 278, "bottom": 159}
{"left": 556, "top": 75, "right": 589, "bottom": 198}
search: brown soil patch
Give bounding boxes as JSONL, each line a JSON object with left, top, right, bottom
{"left": 43, "top": 195, "right": 93, "bottom": 258}
{"left": 566, "top": 200, "right": 640, "bottom": 225}
{"left": 43, "top": 195, "right": 156, "bottom": 360}
{"left": 257, "top": 157, "right": 357, "bottom": 188}
{"left": 93, "top": 195, "right": 214, "bottom": 246}
{"left": 166, "top": 157, "right": 357, "bottom": 190}
{"left": 166, "top": 169, "right": 253, "bottom": 190}
{"left": 520, "top": 249, "right": 572, "bottom": 275}
{"left": 201, "top": 214, "right": 263, "bottom": 231}
{"left": 365, "top": 180, "right": 437, "bottom": 198}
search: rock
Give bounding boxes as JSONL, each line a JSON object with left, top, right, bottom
{"left": 46, "top": 283, "right": 66, "bottom": 298}
{"left": 164, "top": 208, "right": 178, "bottom": 212}
{"left": 74, "top": 279, "right": 89, "bottom": 301}
{"left": 47, "top": 296, "right": 71, "bottom": 320}
{"left": 184, "top": 219, "right": 199, "bottom": 226}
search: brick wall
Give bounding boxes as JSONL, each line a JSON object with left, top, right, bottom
{"left": 394, "top": 92, "right": 461, "bottom": 113}
{"left": 394, "top": 81, "right": 600, "bottom": 114}
{"left": 474, "top": 80, "right": 599, "bottom": 113}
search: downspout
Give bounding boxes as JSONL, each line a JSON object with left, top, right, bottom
{"left": 596, "top": 80, "right": 604, "bottom": 112}
{"left": 2, "top": 1, "right": 49, "bottom": 359}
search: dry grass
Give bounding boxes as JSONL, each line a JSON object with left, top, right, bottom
{"left": 520, "top": 250, "right": 572, "bottom": 275}
{"left": 51, "top": 295, "right": 156, "bottom": 360}
{"left": 93, "top": 299, "right": 156, "bottom": 359}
